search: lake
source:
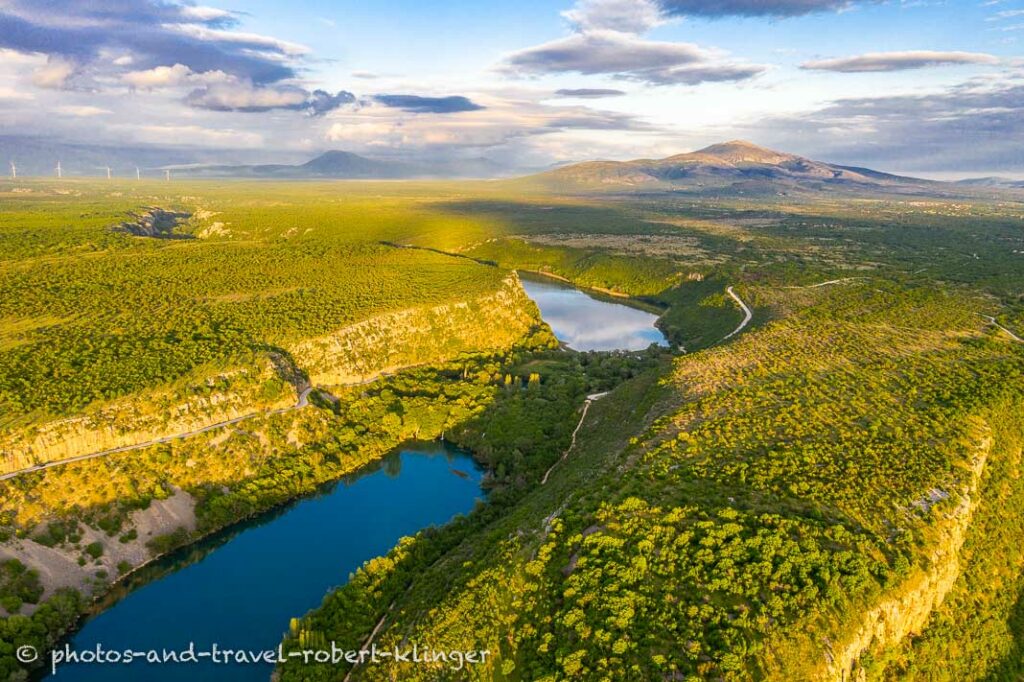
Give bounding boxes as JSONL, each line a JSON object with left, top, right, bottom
{"left": 519, "top": 274, "right": 669, "bottom": 351}
{"left": 42, "top": 443, "right": 484, "bottom": 681}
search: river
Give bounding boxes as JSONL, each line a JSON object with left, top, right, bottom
{"left": 41, "top": 275, "right": 663, "bottom": 681}
{"left": 519, "top": 274, "right": 668, "bottom": 351}
{"left": 42, "top": 443, "right": 483, "bottom": 681}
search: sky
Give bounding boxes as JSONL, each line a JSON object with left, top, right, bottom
{"left": 0, "top": 0, "right": 1022, "bottom": 176}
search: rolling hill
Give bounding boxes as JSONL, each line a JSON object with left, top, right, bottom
{"left": 955, "top": 176, "right": 1024, "bottom": 189}
{"left": 179, "top": 150, "right": 517, "bottom": 179}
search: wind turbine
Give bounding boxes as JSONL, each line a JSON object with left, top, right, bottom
{"left": 164, "top": 169, "right": 171, "bottom": 181}
{"left": 56, "top": 161, "right": 62, "bottom": 179}
{"left": 9, "top": 161, "right": 16, "bottom": 180}
{"left": 105, "top": 166, "right": 111, "bottom": 180}
{"left": 135, "top": 166, "right": 141, "bottom": 181}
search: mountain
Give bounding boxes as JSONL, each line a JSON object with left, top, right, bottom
{"left": 527, "top": 140, "right": 937, "bottom": 195}
{"left": 297, "top": 150, "right": 414, "bottom": 177}
{"left": 183, "top": 150, "right": 423, "bottom": 179}
{"left": 0, "top": 135, "right": 308, "bottom": 178}
{"left": 955, "top": 176, "right": 1024, "bottom": 189}
{"left": 0, "top": 136, "right": 513, "bottom": 180}
{"left": 178, "top": 151, "right": 515, "bottom": 179}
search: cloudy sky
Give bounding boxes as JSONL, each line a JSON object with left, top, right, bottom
{"left": 0, "top": 0, "right": 1021, "bottom": 176}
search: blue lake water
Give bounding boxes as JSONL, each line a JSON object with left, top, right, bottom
{"left": 43, "top": 443, "right": 483, "bottom": 681}
{"left": 520, "top": 275, "right": 668, "bottom": 351}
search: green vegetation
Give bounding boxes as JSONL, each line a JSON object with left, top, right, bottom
{"left": 0, "top": 186, "right": 512, "bottom": 424}
{"left": 0, "top": 589, "right": 82, "bottom": 680}
{"left": 2, "top": 179, "right": 1023, "bottom": 682}
{"left": 275, "top": 277, "right": 1023, "bottom": 681}
{"left": 0, "top": 560, "right": 43, "bottom": 615}
{"left": 872, "top": 395, "right": 1024, "bottom": 681}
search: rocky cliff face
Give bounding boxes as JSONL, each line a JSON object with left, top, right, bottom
{"left": 823, "top": 425, "right": 993, "bottom": 681}
{"left": 0, "top": 275, "right": 540, "bottom": 477}
{"left": 115, "top": 207, "right": 193, "bottom": 239}
{"left": 0, "top": 357, "right": 294, "bottom": 476}
{"left": 291, "top": 274, "right": 540, "bottom": 387}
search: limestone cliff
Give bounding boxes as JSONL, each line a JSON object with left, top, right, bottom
{"left": 822, "top": 425, "right": 993, "bottom": 681}
{"left": 290, "top": 273, "right": 540, "bottom": 387}
{"left": 0, "top": 275, "right": 540, "bottom": 477}
{"left": 0, "top": 357, "right": 294, "bottom": 476}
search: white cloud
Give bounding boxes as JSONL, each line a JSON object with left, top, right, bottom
{"left": 497, "top": 0, "right": 765, "bottom": 87}
{"left": 562, "top": 0, "right": 667, "bottom": 34}
{"left": 180, "top": 6, "right": 235, "bottom": 22}
{"left": 0, "top": 49, "right": 41, "bottom": 66}
{"left": 127, "top": 123, "right": 264, "bottom": 147}
{"left": 0, "top": 86, "right": 33, "bottom": 101}
{"left": 500, "top": 30, "right": 765, "bottom": 85}
{"left": 324, "top": 93, "right": 649, "bottom": 152}
{"left": 32, "top": 57, "right": 77, "bottom": 89}
{"left": 122, "top": 64, "right": 194, "bottom": 88}
{"left": 989, "top": 9, "right": 1024, "bottom": 20}
{"left": 56, "top": 105, "right": 111, "bottom": 117}
{"left": 802, "top": 50, "right": 1000, "bottom": 72}
{"left": 185, "top": 81, "right": 309, "bottom": 111}
{"left": 122, "top": 64, "right": 236, "bottom": 90}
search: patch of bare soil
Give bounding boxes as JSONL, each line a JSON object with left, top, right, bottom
{"left": 0, "top": 489, "right": 196, "bottom": 613}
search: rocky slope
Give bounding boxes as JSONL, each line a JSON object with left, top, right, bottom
{"left": 0, "top": 357, "right": 294, "bottom": 476}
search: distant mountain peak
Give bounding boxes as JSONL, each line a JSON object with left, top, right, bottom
{"left": 306, "top": 150, "right": 364, "bottom": 162}
{"left": 294, "top": 149, "right": 414, "bottom": 177}
{"left": 698, "top": 139, "right": 766, "bottom": 152}
{"left": 689, "top": 140, "right": 797, "bottom": 165}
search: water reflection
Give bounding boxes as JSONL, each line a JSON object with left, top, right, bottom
{"left": 520, "top": 275, "right": 668, "bottom": 351}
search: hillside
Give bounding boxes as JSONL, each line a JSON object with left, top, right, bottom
{"left": 0, "top": 185, "right": 540, "bottom": 476}
{"left": 278, "top": 280, "right": 1024, "bottom": 682}
{"left": 529, "top": 140, "right": 939, "bottom": 195}
{"left": 955, "top": 177, "right": 1024, "bottom": 189}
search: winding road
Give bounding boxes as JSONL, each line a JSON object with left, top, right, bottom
{"left": 983, "top": 315, "right": 1024, "bottom": 343}
{"left": 0, "top": 387, "right": 315, "bottom": 483}
{"left": 722, "top": 286, "right": 753, "bottom": 341}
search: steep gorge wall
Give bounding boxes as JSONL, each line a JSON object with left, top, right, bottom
{"left": 290, "top": 273, "right": 540, "bottom": 387}
{"left": 0, "top": 275, "right": 540, "bottom": 477}
{"left": 822, "top": 425, "right": 993, "bottom": 681}
{"left": 0, "top": 357, "right": 294, "bottom": 476}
